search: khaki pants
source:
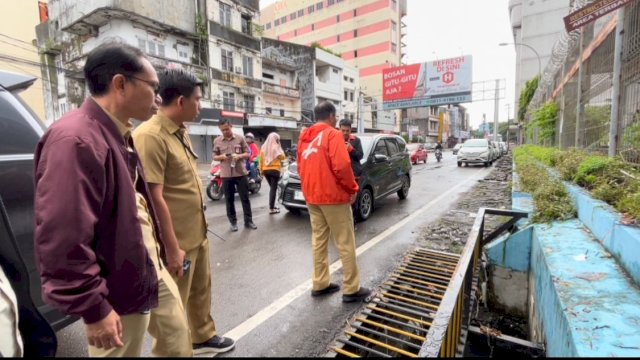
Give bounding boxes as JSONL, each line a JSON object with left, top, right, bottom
{"left": 148, "top": 268, "right": 193, "bottom": 357}
{"left": 173, "top": 239, "right": 216, "bottom": 344}
{"left": 88, "top": 312, "right": 149, "bottom": 357}
{"left": 308, "top": 204, "right": 360, "bottom": 295}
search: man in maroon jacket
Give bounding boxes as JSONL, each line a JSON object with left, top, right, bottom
{"left": 33, "top": 42, "right": 186, "bottom": 357}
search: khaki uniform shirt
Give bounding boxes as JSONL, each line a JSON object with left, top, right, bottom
{"left": 212, "top": 134, "right": 249, "bottom": 178}
{"left": 133, "top": 113, "right": 207, "bottom": 251}
{"left": 100, "top": 106, "right": 164, "bottom": 269}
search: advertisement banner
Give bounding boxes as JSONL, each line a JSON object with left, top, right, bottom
{"left": 383, "top": 56, "right": 473, "bottom": 110}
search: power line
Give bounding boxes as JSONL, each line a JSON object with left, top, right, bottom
{"left": 0, "top": 33, "right": 38, "bottom": 47}
{"left": 0, "top": 39, "right": 39, "bottom": 54}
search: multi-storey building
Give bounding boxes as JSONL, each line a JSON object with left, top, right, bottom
{"left": 36, "top": 0, "right": 264, "bottom": 163}
{"left": 260, "top": 0, "right": 406, "bottom": 131}
{"left": 508, "top": 0, "right": 570, "bottom": 117}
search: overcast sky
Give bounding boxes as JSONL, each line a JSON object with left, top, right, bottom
{"left": 260, "top": 0, "right": 516, "bottom": 128}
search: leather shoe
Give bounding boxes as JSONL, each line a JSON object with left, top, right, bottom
{"left": 311, "top": 283, "right": 340, "bottom": 297}
{"left": 230, "top": 223, "right": 238, "bottom": 232}
{"left": 245, "top": 221, "right": 257, "bottom": 230}
{"left": 342, "top": 287, "right": 371, "bottom": 303}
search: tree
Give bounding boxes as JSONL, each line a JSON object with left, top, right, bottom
{"left": 518, "top": 75, "right": 540, "bottom": 124}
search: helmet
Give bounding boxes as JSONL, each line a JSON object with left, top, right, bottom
{"left": 245, "top": 132, "right": 254, "bottom": 139}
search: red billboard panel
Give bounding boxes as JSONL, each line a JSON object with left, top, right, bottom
{"left": 382, "top": 63, "right": 423, "bottom": 102}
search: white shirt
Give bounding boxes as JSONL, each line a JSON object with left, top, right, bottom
{"left": 0, "top": 266, "right": 23, "bottom": 357}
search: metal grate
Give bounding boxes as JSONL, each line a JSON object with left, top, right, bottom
{"left": 330, "top": 249, "right": 460, "bottom": 358}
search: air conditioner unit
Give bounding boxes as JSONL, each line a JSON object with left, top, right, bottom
{"left": 235, "top": 66, "right": 242, "bottom": 74}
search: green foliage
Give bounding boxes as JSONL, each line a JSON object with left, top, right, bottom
{"left": 527, "top": 102, "right": 558, "bottom": 143}
{"left": 573, "top": 156, "right": 614, "bottom": 188}
{"left": 623, "top": 121, "right": 640, "bottom": 149}
{"left": 584, "top": 105, "right": 611, "bottom": 129}
{"left": 554, "top": 148, "right": 587, "bottom": 181}
{"left": 518, "top": 75, "right": 539, "bottom": 123}
{"left": 195, "top": 14, "right": 207, "bottom": 38}
{"left": 310, "top": 42, "right": 341, "bottom": 58}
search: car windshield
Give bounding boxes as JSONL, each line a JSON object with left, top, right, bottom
{"left": 463, "top": 139, "right": 488, "bottom": 147}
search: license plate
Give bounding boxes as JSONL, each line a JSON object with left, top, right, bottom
{"left": 294, "top": 190, "right": 305, "bottom": 201}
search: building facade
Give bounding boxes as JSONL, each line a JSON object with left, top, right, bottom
{"left": 260, "top": 0, "right": 406, "bottom": 132}
{"left": 508, "top": 0, "right": 571, "bottom": 116}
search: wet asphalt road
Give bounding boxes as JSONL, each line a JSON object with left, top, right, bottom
{"left": 54, "top": 151, "right": 491, "bottom": 357}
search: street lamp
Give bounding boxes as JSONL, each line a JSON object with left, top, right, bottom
{"left": 499, "top": 42, "right": 541, "bottom": 78}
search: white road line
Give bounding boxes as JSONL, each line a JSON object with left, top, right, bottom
{"left": 222, "top": 167, "right": 488, "bottom": 342}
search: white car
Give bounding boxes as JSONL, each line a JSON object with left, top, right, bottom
{"left": 457, "top": 139, "right": 492, "bottom": 167}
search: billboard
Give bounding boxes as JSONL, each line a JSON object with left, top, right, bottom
{"left": 382, "top": 55, "right": 473, "bottom": 110}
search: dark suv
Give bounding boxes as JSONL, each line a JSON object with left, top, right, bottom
{"left": 0, "top": 71, "right": 73, "bottom": 354}
{"left": 278, "top": 133, "right": 412, "bottom": 221}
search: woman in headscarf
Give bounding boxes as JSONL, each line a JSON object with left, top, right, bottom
{"left": 259, "top": 132, "right": 286, "bottom": 214}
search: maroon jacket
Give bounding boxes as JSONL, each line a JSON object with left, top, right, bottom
{"left": 33, "top": 98, "right": 162, "bottom": 324}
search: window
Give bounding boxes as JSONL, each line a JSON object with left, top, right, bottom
{"left": 385, "top": 139, "right": 399, "bottom": 155}
{"left": 243, "top": 56, "right": 253, "bottom": 77}
{"left": 294, "top": 29, "right": 298, "bottom": 36}
{"left": 241, "top": 14, "right": 252, "bottom": 35}
{"left": 298, "top": 9, "right": 304, "bottom": 17}
{"left": 137, "top": 38, "right": 146, "bottom": 52}
{"left": 311, "top": 24, "right": 315, "bottom": 31}
{"left": 350, "top": 92, "right": 354, "bottom": 102}
{"left": 328, "top": 0, "right": 335, "bottom": 5}
{"left": 308, "top": 5, "right": 314, "bottom": 14}
{"left": 374, "top": 141, "right": 389, "bottom": 156}
{"left": 274, "top": 19, "right": 280, "bottom": 26}
{"left": 158, "top": 44, "right": 165, "bottom": 57}
{"left": 336, "top": 15, "right": 340, "bottom": 22}
{"left": 354, "top": 29, "right": 358, "bottom": 37}
{"left": 344, "top": 76, "right": 348, "bottom": 81}
{"left": 396, "top": 137, "right": 406, "bottom": 152}
{"left": 316, "top": 2, "right": 323, "bottom": 11}
{"left": 223, "top": 91, "right": 235, "bottom": 111}
{"left": 391, "top": 0, "right": 397, "bottom": 10}
{"left": 244, "top": 95, "right": 255, "bottom": 113}
{"left": 353, "top": 9, "right": 357, "bottom": 16}
{"left": 265, "top": 22, "right": 271, "bottom": 30}
{"left": 280, "top": 109, "right": 285, "bottom": 117}
{"left": 344, "top": 90, "right": 348, "bottom": 101}
{"left": 262, "top": 72, "right": 274, "bottom": 80}
{"left": 280, "top": 16, "right": 287, "bottom": 24}
{"left": 391, "top": 43, "right": 397, "bottom": 53}
{"left": 354, "top": 50, "right": 358, "bottom": 58}
{"left": 332, "top": 68, "right": 339, "bottom": 74}
{"left": 220, "top": 2, "right": 231, "bottom": 27}
{"left": 147, "top": 41, "right": 157, "bottom": 56}
{"left": 290, "top": 12, "right": 296, "bottom": 20}
{"left": 266, "top": 107, "right": 272, "bottom": 114}
{"left": 350, "top": 77, "right": 354, "bottom": 83}
{"left": 221, "top": 49, "right": 233, "bottom": 71}
{"left": 337, "top": 35, "right": 340, "bottom": 42}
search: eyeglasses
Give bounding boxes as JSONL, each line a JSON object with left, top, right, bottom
{"left": 127, "top": 75, "right": 160, "bottom": 95}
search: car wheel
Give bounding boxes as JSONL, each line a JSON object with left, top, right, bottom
{"left": 355, "top": 188, "right": 373, "bottom": 222}
{"left": 397, "top": 175, "right": 410, "bottom": 200}
{"left": 285, "top": 206, "right": 301, "bottom": 215}
{"left": 457, "top": 161, "right": 461, "bottom": 167}
{"left": 485, "top": 161, "right": 490, "bottom": 167}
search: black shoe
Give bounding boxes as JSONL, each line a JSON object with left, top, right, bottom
{"left": 311, "top": 283, "right": 340, "bottom": 297}
{"left": 342, "top": 287, "right": 371, "bottom": 303}
{"left": 193, "top": 335, "right": 235, "bottom": 355}
{"left": 245, "top": 221, "right": 257, "bottom": 230}
{"left": 230, "top": 223, "right": 238, "bottom": 232}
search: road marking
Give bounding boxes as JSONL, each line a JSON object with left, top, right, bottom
{"left": 222, "top": 167, "right": 488, "bottom": 342}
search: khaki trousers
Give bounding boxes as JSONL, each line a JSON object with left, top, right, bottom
{"left": 308, "top": 204, "right": 361, "bottom": 295}
{"left": 88, "top": 312, "right": 149, "bottom": 357}
{"left": 173, "top": 239, "right": 216, "bottom": 344}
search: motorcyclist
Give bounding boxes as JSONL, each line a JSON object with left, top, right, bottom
{"left": 435, "top": 141, "right": 443, "bottom": 151}
{"left": 245, "top": 133, "right": 260, "bottom": 182}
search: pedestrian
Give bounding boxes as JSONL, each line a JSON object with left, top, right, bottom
{"left": 339, "top": 118, "right": 364, "bottom": 230}
{"left": 133, "top": 68, "right": 234, "bottom": 355}
{"left": 212, "top": 120, "right": 258, "bottom": 231}
{"left": 297, "top": 101, "right": 371, "bottom": 302}
{"left": 259, "top": 132, "right": 286, "bottom": 214}
{"left": 245, "top": 132, "right": 260, "bottom": 182}
{"left": 33, "top": 41, "right": 166, "bottom": 357}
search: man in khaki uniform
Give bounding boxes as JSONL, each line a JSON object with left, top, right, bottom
{"left": 134, "top": 69, "right": 235, "bottom": 355}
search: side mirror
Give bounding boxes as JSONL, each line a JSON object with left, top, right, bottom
{"left": 373, "top": 154, "right": 389, "bottom": 163}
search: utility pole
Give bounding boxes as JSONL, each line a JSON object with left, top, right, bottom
{"left": 493, "top": 79, "right": 500, "bottom": 142}
{"left": 357, "top": 87, "right": 364, "bottom": 134}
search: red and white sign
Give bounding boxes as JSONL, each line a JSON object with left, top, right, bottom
{"left": 382, "top": 63, "right": 424, "bottom": 102}
{"left": 426, "top": 55, "right": 472, "bottom": 97}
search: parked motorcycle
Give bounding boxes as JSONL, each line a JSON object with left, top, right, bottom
{"left": 435, "top": 149, "right": 443, "bottom": 162}
{"left": 206, "top": 161, "right": 262, "bottom": 201}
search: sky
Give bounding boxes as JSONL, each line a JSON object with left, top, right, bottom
{"left": 260, "top": 0, "right": 517, "bottom": 128}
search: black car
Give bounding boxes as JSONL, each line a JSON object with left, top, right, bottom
{"left": 278, "top": 133, "right": 412, "bottom": 221}
{"left": 0, "top": 71, "right": 75, "bottom": 348}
